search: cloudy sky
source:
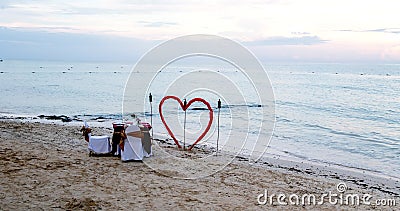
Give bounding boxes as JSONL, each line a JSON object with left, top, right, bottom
{"left": 1, "top": 0, "right": 399, "bottom": 62}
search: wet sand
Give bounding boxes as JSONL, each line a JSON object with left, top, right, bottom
{"left": 0, "top": 120, "right": 398, "bottom": 210}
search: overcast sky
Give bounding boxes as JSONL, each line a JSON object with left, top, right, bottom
{"left": 1, "top": 0, "right": 399, "bottom": 62}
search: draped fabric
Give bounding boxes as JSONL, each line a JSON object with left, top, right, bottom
{"left": 121, "top": 125, "right": 144, "bottom": 161}
{"left": 87, "top": 134, "right": 111, "bottom": 154}
{"left": 121, "top": 125, "right": 153, "bottom": 161}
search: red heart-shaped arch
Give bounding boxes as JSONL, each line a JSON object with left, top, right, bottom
{"left": 159, "top": 96, "right": 214, "bottom": 150}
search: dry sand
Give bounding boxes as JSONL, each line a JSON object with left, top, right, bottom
{"left": 0, "top": 120, "right": 399, "bottom": 210}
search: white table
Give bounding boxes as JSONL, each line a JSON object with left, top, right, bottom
{"left": 88, "top": 135, "right": 111, "bottom": 154}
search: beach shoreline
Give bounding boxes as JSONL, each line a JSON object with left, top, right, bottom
{"left": 0, "top": 119, "right": 398, "bottom": 210}
{"left": 1, "top": 113, "right": 399, "bottom": 180}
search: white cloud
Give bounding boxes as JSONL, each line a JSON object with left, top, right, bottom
{"left": 245, "top": 36, "right": 328, "bottom": 46}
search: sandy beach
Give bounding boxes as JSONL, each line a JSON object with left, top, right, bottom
{"left": 0, "top": 120, "right": 398, "bottom": 210}
{"left": 2, "top": 0, "right": 400, "bottom": 210}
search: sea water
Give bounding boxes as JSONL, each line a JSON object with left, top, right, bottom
{"left": 0, "top": 60, "right": 399, "bottom": 178}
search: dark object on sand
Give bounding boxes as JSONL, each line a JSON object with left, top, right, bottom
{"left": 190, "top": 107, "right": 208, "bottom": 110}
{"left": 37, "top": 115, "right": 72, "bottom": 122}
{"left": 111, "top": 123, "right": 126, "bottom": 155}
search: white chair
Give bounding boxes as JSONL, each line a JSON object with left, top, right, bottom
{"left": 121, "top": 125, "right": 144, "bottom": 161}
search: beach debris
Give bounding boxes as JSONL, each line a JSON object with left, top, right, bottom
{"left": 37, "top": 115, "right": 72, "bottom": 122}
{"left": 190, "top": 107, "right": 209, "bottom": 110}
{"left": 65, "top": 198, "right": 100, "bottom": 210}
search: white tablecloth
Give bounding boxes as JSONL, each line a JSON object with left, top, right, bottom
{"left": 88, "top": 135, "right": 111, "bottom": 154}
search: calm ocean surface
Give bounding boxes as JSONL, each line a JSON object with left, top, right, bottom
{"left": 0, "top": 60, "right": 399, "bottom": 178}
